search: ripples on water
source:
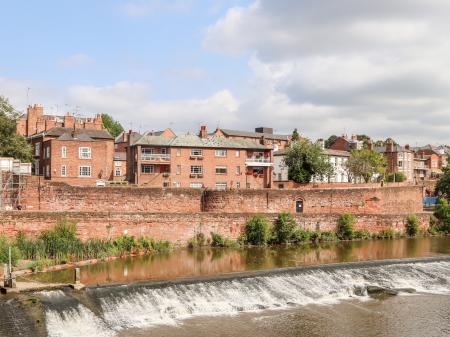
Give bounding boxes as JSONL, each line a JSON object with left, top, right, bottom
{"left": 37, "top": 260, "right": 450, "bottom": 337}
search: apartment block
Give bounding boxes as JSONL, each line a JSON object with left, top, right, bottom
{"left": 214, "top": 127, "right": 291, "bottom": 151}
{"left": 375, "top": 141, "right": 414, "bottom": 181}
{"left": 127, "top": 126, "right": 273, "bottom": 189}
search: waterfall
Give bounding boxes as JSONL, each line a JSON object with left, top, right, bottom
{"left": 38, "top": 260, "right": 450, "bottom": 337}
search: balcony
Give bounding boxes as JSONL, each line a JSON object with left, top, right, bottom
{"left": 141, "top": 154, "right": 171, "bottom": 161}
{"left": 245, "top": 157, "right": 273, "bottom": 167}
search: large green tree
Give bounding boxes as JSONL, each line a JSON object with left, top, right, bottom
{"left": 436, "top": 165, "right": 450, "bottom": 199}
{"left": 345, "top": 149, "right": 387, "bottom": 183}
{"left": 284, "top": 139, "right": 334, "bottom": 183}
{"left": 0, "top": 96, "right": 33, "bottom": 162}
{"left": 101, "top": 113, "right": 124, "bottom": 137}
{"left": 291, "top": 128, "right": 300, "bottom": 142}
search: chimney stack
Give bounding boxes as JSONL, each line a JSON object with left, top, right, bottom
{"left": 351, "top": 134, "right": 357, "bottom": 141}
{"left": 405, "top": 144, "right": 410, "bottom": 151}
{"left": 386, "top": 139, "right": 393, "bottom": 152}
{"left": 317, "top": 138, "right": 325, "bottom": 150}
{"left": 368, "top": 140, "right": 373, "bottom": 151}
{"left": 199, "top": 125, "right": 207, "bottom": 139}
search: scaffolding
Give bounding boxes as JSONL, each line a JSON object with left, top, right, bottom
{"left": 0, "top": 158, "right": 31, "bottom": 210}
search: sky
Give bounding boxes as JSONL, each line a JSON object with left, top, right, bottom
{"left": 1, "top": 0, "right": 450, "bottom": 145}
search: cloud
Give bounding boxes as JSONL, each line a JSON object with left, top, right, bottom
{"left": 67, "top": 81, "right": 239, "bottom": 132}
{"left": 203, "top": 0, "right": 450, "bottom": 144}
{"left": 58, "top": 53, "right": 94, "bottom": 68}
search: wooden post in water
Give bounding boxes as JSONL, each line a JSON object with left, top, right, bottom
{"left": 74, "top": 268, "right": 81, "bottom": 285}
{"left": 3, "top": 263, "right": 8, "bottom": 287}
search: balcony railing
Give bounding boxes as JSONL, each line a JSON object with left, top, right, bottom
{"left": 245, "top": 157, "right": 271, "bottom": 163}
{"left": 141, "top": 154, "right": 171, "bottom": 161}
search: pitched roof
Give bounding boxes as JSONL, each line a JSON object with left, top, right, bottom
{"left": 114, "top": 152, "right": 127, "bottom": 161}
{"left": 37, "top": 127, "right": 113, "bottom": 140}
{"left": 374, "top": 145, "right": 411, "bottom": 153}
{"left": 323, "top": 148, "right": 351, "bottom": 157}
{"left": 132, "top": 133, "right": 269, "bottom": 150}
{"left": 57, "top": 132, "right": 94, "bottom": 141}
{"left": 219, "top": 128, "right": 290, "bottom": 141}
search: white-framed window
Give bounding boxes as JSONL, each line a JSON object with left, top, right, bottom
{"left": 78, "top": 166, "right": 91, "bottom": 177}
{"left": 174, "top": 182, "right": 181, "bottom": 188}
{"left": 190, "top": 165, "right": 203, "bottom": 174}
{"left": 61, "top": 146, "right": 67, "bottom": 158}
{"left": 236, "top": 182, "right": 240, "bottom": 189}
{"left": 34, "top": 160, "right": 39, "bottom": 175}
{"left": 190, "top": 182, "right": 203, "bottom": 189}
{"left": 163, "top": 181, "right": 170, "bottom": 188}
{"left": 142, "top": 148, "right": 154, "bottom": 155}
{"left": 45, "top": 165, "right": 50, "bottom": 177}
{"left": 176, "top": 165, "right": 181, "bottom": 175}
{"left": 190, "top": 149, "right": 203, "bottom": 157}
{"left": 114, "top": 161, "right": 122, "bottom": 167}
{"left": 61, "top": 165, "right": 67, "bottom": 177}
{"left": 35, "top": 142, "right": 41, "bottom": 156}
{"left": 141, "top": 164, "right": 154, "bottom": 174}
{"left": 216, "top": 182, "right": 227, "bottom": 190}
{"left": 161, "top": 148, "right": 167, "bottom": 154}
{"left": 216, "top": 166, "right": 227, "bottom": 174}
{"left": 115, "top": 167, "right": 121, "bottom": 176}
{"left": 79, "top": 147, "right": 91, "bottom": 159}
{"left": 235, "top": 150, "right": 240, "bottom": 157}
{"left": 236, "top": 166, "right": 241, "bottom": 175}
{"left": 176, "top": 148, "right": 181, "bottom": 157}
{"left": 45, "top": 146, "right": 51, "bottom": 159}
{"left": 215, "top": 149, "right": 227, "bottom": 157}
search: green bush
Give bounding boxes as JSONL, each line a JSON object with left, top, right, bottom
{"left": 337, "top": 214, "right": 355, "bottom": 240}
{"left": 386, "top": 172, "right": 407, "bottom": 182}
{"left": 375, "top": 229, "right": 396, "bottom": 239}
{"left": 39, "top": 219, "right": 82, "bottom": 262}
{"left": 211, "top": 233, "right": 225, "bottom": 247}
{"left": 27, "top": 259, "right": 53, "bottom": 272}
{"left": 405, "top": 215, "right": 420, "bottom": 237}
{"left": 273, "top": 212, "right": 298, "bottom": 244}
{"left": 319, "top": 231, "right": 338, "bottom": 242}
{"left": 352, "top": 229, "right": 371, "bottom": 240}
{"left": 291, "top": 229, "right": 314, "bottom": 243}
{"left": 152, "top": 240, "right": 171, "bottom": 253}
{"left": 245, "top": 215, "right": 271, "bottom": 245}
{"left": 138, "top": 237, "right": 154, "bottom": 253}
{"left": 434, "top": 199, "right": 450, "bottom": 233}
{"left": 113, "top": 235, "right": 137, "bottom": 254}
{"left": 0, "top": 236, "right": 21, "bottom": 266}
{"left": 188, "top": 233, "right": 207, "bottom": 248}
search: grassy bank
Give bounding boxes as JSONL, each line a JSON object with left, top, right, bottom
{"left": 0, "top": 219, "right": 171, "bottom": 272}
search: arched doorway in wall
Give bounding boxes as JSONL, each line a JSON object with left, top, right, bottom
{"left": 296, "top": 199, "right": 304, "bottom": 213}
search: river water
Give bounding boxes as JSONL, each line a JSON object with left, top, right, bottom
{"left": 4, "top": 237, "right": 450, "bottom": 337}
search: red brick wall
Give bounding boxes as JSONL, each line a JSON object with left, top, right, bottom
{"left": 0, "top": 211, "right": 430, "bottom": 244}
{"left": 21, "top": 179, "right": 203, "bottom": 212}
{"left": 203, "top": 186, "right": 423, "bottom": 215}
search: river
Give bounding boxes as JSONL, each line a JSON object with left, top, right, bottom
{"left": 2, "top": 236, "right": 450, "bottom": 337}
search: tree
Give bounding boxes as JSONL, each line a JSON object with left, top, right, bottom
{"left": 291, "top": 128, "right": 300, "bottom": 142}
{"left": 273, "top": 212, "right": 297, "bottom": 244}
{"left": 436, "top": 165, "right": 450, "bottom": 199}
{"left": 101, "top": 113, "right": 124, "bottom": 137}
{"left": 346, "top": 149, "right": 386, "bottom": 183}
{"left": 284, "top": 139, "right": 334, "bottom": 183}
{"left": 386, "top": 172, "right": 407, "bottom": 182}
{"left": 324, "top": 135, "right": 338, "bottom": 148}
{"left": 356, "top": 134, "right": 371, "bottom": 149}
{"left": 0, "top": 96, "right": 33, "bottom": 162}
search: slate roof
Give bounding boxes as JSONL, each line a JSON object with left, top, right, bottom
{"left": 374, "top": 145, "right": 412, "bottom": 153}
{"left": 57, "top": 132, "right": 94, "bottom": 141}
{"left": 114, "top": 152, "right": 127, "bottom": 161}
{"left": 219, "top": 128, "right": 290, "bottom": 141}
{"left": 35, "top": 127, "right": 113, "bottom": 140}
{"left": 323, "top": 148, "right": 351, "bottom": 157}
{"left": 132, "top": 133, "right": 269, "bottom": 150}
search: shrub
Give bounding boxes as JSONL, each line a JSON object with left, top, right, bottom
{"left": 291, "top": 229, "right": 314, "bottom": 243}
{"left": 376, "top": 229, "right": 396, "bottom": 239}
{"left": 386, "top": 172, "right": 407, "bottom": 182}
{"left": 353, "top": 229, "right": 371, "bottom": 240}
{"left": 405, "top": 215, "right": 420, "bottom": 237}
{"left": 434, "top": 199, "right": 450, "bottom": 233}
{"left": 319, "top": 231, "right": 338, "bottom": 242}
{"left": 337, "top": 214, "right": 355, "bottom": 240}
{"left": 27, "top": 259, "right": 53, "bottom": 272}
{"left": 0, "top": 236, "right": 21, "bottom": 266}
{"left": 273, "top": 212, "right": 297, "bottom": 244}
{"left": 245, "top": 215, "right": 271, "bottom": 245}
{"left": 188, "top": 233, "right": 207, "bottom": 248}
{"left": 113, "top": 235, "right": 137, "bottom": 255}
{"left": 39, "top": 219, "right": 82, "bottom": 262}
{"left": 152, "top": 240, "right": 171, "bottom": 253}
{"left": 211, "top": 233, "right": 226, "bottom": 247}
{"left": 138, "top": 237, "right": 154, "bottom": 253}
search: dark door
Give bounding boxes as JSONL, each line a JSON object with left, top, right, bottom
{"left": 296, "top": 200, "right": 303, "bottom": 213}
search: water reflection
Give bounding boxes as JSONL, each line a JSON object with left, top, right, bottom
{"left": 28, "top": 236, "right": 450, "bottom": 286}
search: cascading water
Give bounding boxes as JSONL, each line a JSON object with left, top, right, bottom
{"left": 38, "top": 260, "right": 450, "bottom": 337}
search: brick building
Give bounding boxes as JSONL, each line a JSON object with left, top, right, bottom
{"left": 29, "top": 128, "right": 114, "bottom": 185}
{"left": 214, "top": 127, "right": 291, "bottom": 151}
{"left": 375, "top": 141, "right": 414, "bottom": 181}
{"left": 127, "top": 126, "right": 273, "bottom": 189}
{"left": 413, "top": 145, "right": 449, "bottom": 178}
{"left": 329, "top": 134, "right": 363, "bottom": 151}
{"left": 16, "top": 104, "right": 103, "bottom": 137}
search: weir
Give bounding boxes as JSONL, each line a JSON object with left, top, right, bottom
{"left": 30, "top": 257, "right": 450, "bottom": 337}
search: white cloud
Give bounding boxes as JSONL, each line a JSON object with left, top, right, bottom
{"left": 58, "top": 53, "right": 94, "bottom": 68}
{"left": 204, "top": 0, "right": 450, "bottom": 144}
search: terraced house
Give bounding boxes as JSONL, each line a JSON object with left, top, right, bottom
{"left": 127, "top": 126, "right": 273, "bottom": 189}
